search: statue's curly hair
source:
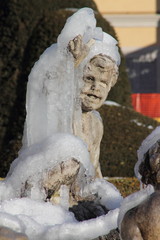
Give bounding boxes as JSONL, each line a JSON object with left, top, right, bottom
{"left": 139, "top": 150, "right": 157, "bottom": 186}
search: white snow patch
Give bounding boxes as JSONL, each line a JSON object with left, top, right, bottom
{"left": 43, "top": 208, "right": 119, "bottom": 240}
{"left": 130, "top": 119, "right": 154, "bottom": 129}
{"left": 83, "top": 178, "right": 123, "bottom": 210}
{"left": 0, "top": 133, "right": 94, "bottom": 202}
{"left": 104, "top": 100, "right": 121, "bottom": 107}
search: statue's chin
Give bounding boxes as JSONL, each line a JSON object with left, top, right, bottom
{"left": 81, "top": 101, "right": 102, "bottom": 112}
{"left": 81, "top": 92, "right": 108, "bottom": 112}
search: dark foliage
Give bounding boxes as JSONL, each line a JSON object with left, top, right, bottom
{"left": 52, "top": 0, "right": 98, "bottom": 11}
{"left": 98, "top": 104, "right": 160, "bottom": 177}
{"left": 0, "top": 0, "right": 132, "bottom": 177}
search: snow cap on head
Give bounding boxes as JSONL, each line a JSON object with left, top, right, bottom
{"left": 85, "top": 31, "right": 120, "bottom": 66}
{"left": 58, "top": 7, "right": 120, "bottom": 66}
{"left": 134, "top": 126, "right": 160, "bottom": 180}
{"left": 58, "top": 8, "right": 96, "bottom": 49}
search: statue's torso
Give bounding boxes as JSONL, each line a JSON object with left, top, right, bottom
{"left": 74, "top": 110, "right": 103, "bottom": 178}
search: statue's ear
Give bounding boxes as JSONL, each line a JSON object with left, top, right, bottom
{"left": 111, "top": 65, "right": 119, "bottom": 87}
{"left": 157, "top": 139, "right": 160, "bottom": 146}
{"left": 156, "top": 170, "right": 160, "bottom": 184}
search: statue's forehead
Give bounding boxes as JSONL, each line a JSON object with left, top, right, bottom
{"left": 89, "top": 54, "right": 114, "bottom": 68}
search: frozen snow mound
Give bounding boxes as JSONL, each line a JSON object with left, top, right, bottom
{"left": 0, "top": 197, "right": 120, "bottom": 240}
{"left": 0, "top": 133, "right": 94, "bottom": 202}
{"left": 0, "top": 131, "right": 122, "bottom": 239}
{"left": 83, "top": 178, "right": 123, "bottom": 210}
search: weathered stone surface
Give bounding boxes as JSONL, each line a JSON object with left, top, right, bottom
{"left": 0, "top": 227, "right": 28, "bottom": 240}
{"left": 68, "top": 34, "right": 95, "bottom": 67}
{"left": 93, "top": 229, "right": 120, "bottom": 240}
{"left": 43, "top": 158, "right": 80, "bottom": 193}
{"left": 70, "top": 35, "right": 119, "bottom": 178}
{"left": 74, "top": 110, "right": 103, "bottom": 178}
{"left": 43, "top": 158, "right": 80, "bottom": 204}
{"left": 121, "top": 191, "right": 160, "bottom": 240}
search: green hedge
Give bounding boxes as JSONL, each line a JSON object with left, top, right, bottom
{"left": 0, "top": 0, "right": 140, "bottom": 178}
{"left": 52, "top": 0, "right": 98, "bottom": 11}
{"left": 99, "top": 104, "right": 160, "bottom": 177}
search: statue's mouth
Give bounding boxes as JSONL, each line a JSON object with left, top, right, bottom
{"left": 87, "top": 94, "right": 100, "bottom": 100}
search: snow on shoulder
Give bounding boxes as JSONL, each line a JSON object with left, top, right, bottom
{"left": 104, "top": 100, "right": 121, "bottom": 107}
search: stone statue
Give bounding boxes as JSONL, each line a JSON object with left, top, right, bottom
{"left": 21, "top": 8, "right": 120, "bottom": 205}
{"left": 42, "top": 37, "right": 119, "bottom": 204}
{"left": 68, "top": 35, "right": 119, "bottom": 178}
{"left": 119, "top": 127, "right": 160, "bottom": 240}
{"left": 0, "top": 6, "right": 121, "bottom": 212}
{"left": 0, "top": 8, "right": 123, "bottom": 239}
{"left": 0, "top": 227, "right": 28, "bottom": 240}
{"left": 42, "top": 38, "right": 119, "bottom": 205}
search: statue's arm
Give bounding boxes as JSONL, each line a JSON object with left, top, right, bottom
{"left": 68, "top": 34, "right": 95, "bottom": 67}
{"left": 120, "top": 209, "right": 143, "bottom": 240}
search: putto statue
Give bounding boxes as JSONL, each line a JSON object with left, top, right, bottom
{"left": 22, "top": 8, "right": 120, "bottom": 178}
{"left": 14, "top": 7, "right": 120, "bottom": 204}
{"left": 69, "top": 34, "right": 119, "bottom": 178}
{"left": 119, "top": 126, "right": 160, "bottom": 240}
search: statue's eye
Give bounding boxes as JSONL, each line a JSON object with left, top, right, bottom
{"left": 100, "top": 80, "right": 109, "bottom": 87}
{"left": 86, "top": 76, "right": 95, "bottom": 81}
{"left": 102, "top": 81, "right": 107, "bottom": 85}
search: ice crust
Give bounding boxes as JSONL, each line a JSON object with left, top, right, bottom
{"left": 23, "top": 7, "right": 120, "bottom": 149}
{"left": 0, "top": 133, "right": 94, "bottom": 202}
{"left": 0, "top": 7, "right": 122, "bottom": 239}
{"left": 135, "top": 126, "right": 160, "bottom": 180}
{"left": 83, "top": 178, "right": 123, "bottom": 210}
{"left": 0, "top": 197, "right": 119, "bottom": 240}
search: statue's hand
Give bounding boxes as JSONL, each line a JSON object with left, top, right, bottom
{"left": 68, "top": 35, "right": 84, "bottom": 60}
{"left": 68, "top": 35, "right": 95, "bottom": 67}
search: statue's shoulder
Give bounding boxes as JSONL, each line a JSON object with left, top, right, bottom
{"left": 91, "top": 110, "right": 103, "bottom": 123}
{"left": 82, "top": 110, "right": 103, "bottom": 132}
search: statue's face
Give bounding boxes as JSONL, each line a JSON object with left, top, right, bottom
{"left": 81, "top": 54, "right": 118, "bottom": 111}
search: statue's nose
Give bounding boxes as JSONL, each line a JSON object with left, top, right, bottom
{"left": 91, "top": 81, "right": 97, "bottom": 90}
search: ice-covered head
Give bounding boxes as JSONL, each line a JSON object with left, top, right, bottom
{"left": 135, "top": 126, "right": 160, "bottom": 185}
{"left": 58, "top": 8, "right": 120, "bottom": 66}
{"left": 58, "top": 8, "right": 96, "bottom": 48}
{"left": 85, "top": 31, "right": 120, "bottom": 66}
{"left": 81, "top": 54, "right": 118, "bottom": 111}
